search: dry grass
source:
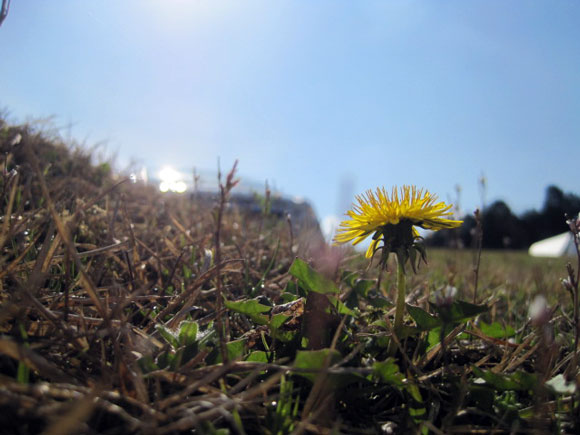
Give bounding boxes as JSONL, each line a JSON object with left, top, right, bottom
{"left": 1, "top": 118, "right": 579, "bottom": 434}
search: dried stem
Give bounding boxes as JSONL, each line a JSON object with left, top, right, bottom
{"left": 472, "top": 208, "right": 483, "bottom": 304}
{"left": 0, "top": 0, "right": 10, "bottom": 27}
{"left": 214, "top": 159, "right": 239, "bottom": 364}
{"left": 286, "top": 213, "right": 294, "bottom": 258}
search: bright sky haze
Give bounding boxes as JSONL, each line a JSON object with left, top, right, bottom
{"left": 1, "top": 1, "right": 579, "bottom": 238}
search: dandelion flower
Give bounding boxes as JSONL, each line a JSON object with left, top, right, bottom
{"left": 334, "top": 185, "right": 462, "bottom": 268}
{"left": 334, "top": 185, "right": 462, "bottom": 346}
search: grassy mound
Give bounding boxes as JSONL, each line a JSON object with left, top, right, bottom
{"left": 0, "top": 118, "right": 579, "bottom": 434}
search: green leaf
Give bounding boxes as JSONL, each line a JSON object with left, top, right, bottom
{"left": 289, "top": 258, "right": 339, "bottom": 295}
{"left": 373, "top": 358, "right": 404, "bottom": 387}
{"left": 407, "top": 304, "right": 442, "bottom": 330}
{"left": 171, "top": 348, "right": 185, "bottom": 370}
{"left": 226, "top": 339, "right": 246, "bottom": 361}
{"left": 284, "top": 281, "right": 299, "bottom": 296}
{"left": 246, "top": 351, "right": 269, "bottom": 363}
{"left": 479, "top": 321, "right": 515, "bottom": 339}
{"left": 271, "top": 329, "right": 299, "bottom": 342}
{"left": 280, "top": 292, "right": 299, "bottom": 303}
{"left": 449, "top": 300, "right": 489, "bottom": 323}
{"left": 366, "top": 294, "right": 393, "bottom": 309}
{"left": 406, "top": 382, "right": 427, "bottom": 424}
{"left": 368, "top": 319, "right": 418, "bottom": 340}
{"left": 327, "top": 294, "right": 358, "bottom": 318}
{"left": 207, "top": 339, "right": 247, "bottom": 364}
{"left": 370, "top": 319, "right": 388, "bottom": 328}
{"left": 156, "top": 324, "right": 179, "bottom": 349}
{"left": 472, "top": 366, "right": 537, "bottom": 391}
{"left": 341, "top": 270, "right": 359, "bottom": 289}
{"left": 407, "top": 381, "right": 423, "bottom": 404}
{"left": 270, "top": 313, "right": 291, "bottom": 330}
{"left": 428, "top": 300, "right": 488, "bottom": 324}
{"left": 398, "top": 325, "right": 422, "bottom": 339}
{"left": 200, "top": 421, "right": 230, "bottom": 435}
{"left": 181, "top": 342, "right": 200, "bottom": 364}
{"left": 178, "top": 321, "right": 199, "bottom": 347}
{"left": 137, "top": 355, "right": 159, "bottom": 374}
{"left": 157, "top": 351, "right": 174, "bottom": 370}
{"left": 426, "top": 325, "right": 456, "bottom": 350}
{"left": 274, "top": 375, "right": 299, "bottom": 429}
{"left": 353, "top": 279, "right": 375, "bottom": 297}
{"left": 293, "top": 349, "right": 342, "bottom": 383}
{"left": 427, "top": 327, "right": 440, "bottom": 350}
{"left": 225, "top": 298, "right": 272, "bottom": 325}
{"left": 197, "top": 326, "right": 216, "bottom": 348}
{"left": 17, "top": 361, "right": 30, "bottom": 384}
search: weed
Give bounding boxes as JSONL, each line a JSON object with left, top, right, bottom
{"left": 0, "top": 118, "right": 579, "bottom": 433}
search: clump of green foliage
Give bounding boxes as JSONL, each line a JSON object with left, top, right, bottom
{"left": 0, "top": 117, "right": 579, "bottom": 434}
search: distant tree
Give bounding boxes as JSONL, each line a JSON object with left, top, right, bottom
{"left": 459, "top": 214, "right": 477, "bottom": 248}
{"left": 481, "top": 201, "right": 525, "bottom": 249}
{"left": 426, "top": 214, "right": 475, "bottom": 249}
{"left": 520, "top": 209, "right": 543, "bottom": 244}
{"left": 525, "top": 185, "right": 580, "bottom": 242}
{"left": 425, "top": 185, "right": 580, "bottom": 250}
{"left": 544, "top": 185, "right": 565, "bottom": 210}
{"left": 0, "top": 0, "right": 10, "bottom": 27}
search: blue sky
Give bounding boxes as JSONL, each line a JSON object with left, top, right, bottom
{"left": 1, "top": 1, "right": 579, "bottom": 237}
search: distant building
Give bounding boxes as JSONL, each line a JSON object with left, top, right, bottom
{"left": 146, "top": 165, "right": 322, "bottom": 239}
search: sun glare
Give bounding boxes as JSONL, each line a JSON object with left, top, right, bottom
{"left": 158, "top": 166, "right": 187, "bottom": 193}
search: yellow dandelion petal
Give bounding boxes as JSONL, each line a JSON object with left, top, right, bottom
{"left": 333, "top": 185, "right": 463, "bottom": 249}
{"left": 365, "top": 238, "right": 380, "bottom": 259}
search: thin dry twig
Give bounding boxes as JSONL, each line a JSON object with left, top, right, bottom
{"left": 214, "top": 160, "right": 239, "bottom": 364}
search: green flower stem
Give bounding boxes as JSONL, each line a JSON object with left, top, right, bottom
{"left": 394, "top": 259, "right": 406, "bottom": 334}
{"left": 388, "top": 259, "right": 407, "bottom": 357}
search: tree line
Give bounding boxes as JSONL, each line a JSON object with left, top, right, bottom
{"left": 427, "top": 185, "right": 580, "bottom": 250}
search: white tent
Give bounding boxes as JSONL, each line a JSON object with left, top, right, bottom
{"left": 528, "top": 232, "right": 577, "bottom": 257}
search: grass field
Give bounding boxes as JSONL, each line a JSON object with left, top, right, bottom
{"left": 426, "top": 249, "right": 571, "bottom": 309}
{"left": 1, "top": 120, "right": 579, "bottom": 434}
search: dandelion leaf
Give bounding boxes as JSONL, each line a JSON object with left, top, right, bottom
{"left": 406, "top": 304, "right": 442, "bottom": 330}
{"left": 289, "top": 258, "right": 339, "bottom": 295}
{"left": 225, "top": 298, "right": 271, "bottom": 325}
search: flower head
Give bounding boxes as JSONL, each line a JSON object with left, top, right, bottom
{"left": 334, "top": 185, "right": 462, "bottom": 269}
